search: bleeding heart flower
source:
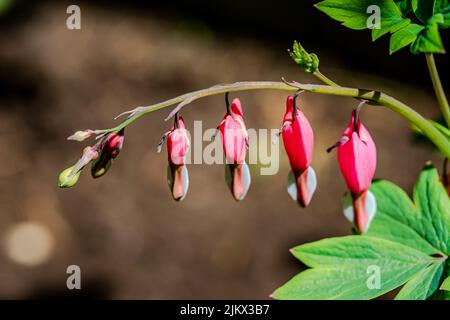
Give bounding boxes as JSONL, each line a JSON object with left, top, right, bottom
{"left": 331, "top": 108, "right": 377, "bottom": 233}
{"left": 91, "top": 129, "right": 125, "bottom": 178}
{"left": 282, "top": 95, "right": 316, "bottom": 207}
{"left": 337, "top": 111, "right": 377, "bottom": 194}
{"left": 166, "top": 114, "right": 190, "bottom": 201}
{"left": 219, "top": 96, "right": 251, "bottom": 201}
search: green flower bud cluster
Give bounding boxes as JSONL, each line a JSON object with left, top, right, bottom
{"left": 289, "top": 41, "right": 319, "bottom": 74}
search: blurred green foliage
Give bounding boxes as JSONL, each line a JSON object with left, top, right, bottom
{"left": 0, "top": 0, "right": 13, "bottom": 16}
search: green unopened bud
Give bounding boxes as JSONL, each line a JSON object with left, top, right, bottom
{"left": 58, "top": 165, "right": 81, "bottom": 188}
{"left": 289, "top": 41, "right": 319, "bottom": 73}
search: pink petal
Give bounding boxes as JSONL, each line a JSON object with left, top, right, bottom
{"left": 230, "top": 98, "right": 244, "bottom": 118}
{"left": 219, "top": 115, "right": 247, "bottom": 164}
{"left": 282, "top": 111, "right": 314, "bottom": 171}
{"left": 337, "top": 123, "right": 376, "bottom": 193}
{"left": 167, "top": 164, "right": 189, "bottom": 201}
{"left": 167, "top": 116, "right": 190, "bottom": 166}
{"left": 225, "top": 163, "right": 251, "bottom": 201}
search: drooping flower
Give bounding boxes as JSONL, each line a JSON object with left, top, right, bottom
{"left": 219, "top": 96, "right": 251, "bottom": 201}
{"left": 332, "top": 109, "right": 377, "bottom": 233}
{"left": 166, "top": 114, "right": 190, "bottom": 201}
{"left": 282, "top": 95, "right": 316, "bottom": 207}
{"left": 337, "top": 111, "right": 376, "bottom": 194}
{"left": 91, "top": 129, "right": 125, "bottom": 178}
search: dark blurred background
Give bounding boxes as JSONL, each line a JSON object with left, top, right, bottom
{"left": 0, "top": 0, "right": 447, "bottom": 299}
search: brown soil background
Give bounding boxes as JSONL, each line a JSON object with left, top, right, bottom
{"left": 0, "top": 1, "right": 445, "bottom": 299}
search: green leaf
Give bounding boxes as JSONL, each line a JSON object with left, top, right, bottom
{"left": 367, "top": 164, "right": 450, "bottom": 255}
{"left": 316, "top": 0, "right": 375, "bottom": 30}
{"left": 411, "top": 14, "right": 446, "bottom": 53}
{"left": 413, "top": 163, "right": 450, "bottom": 254}
{"left": 274, "top": 164, "right": 450, "bottom": 300}
{"left": 412, "top": 0, "right": 437, "bottom": 23}
{"left": 436, "top": 1, "right": 450, "bottom": 28}
{"left": 441, "top": 274, "right": 450, "bottom": 291}
{"left": 372, "top": 18, "right": 411, "bottom": 41}
{"left": 396, "top": 0, "right": 413, "bottom": 15}
{"left": 413, "top": 0, "right": 450, "bottom": 27}
{"left": 429, "top": 261, "right": 450, "bottom": 299}
{"left": 316, "top": 0, "right": 410, "bottom": 41}
{"left": 272, "top": 236, "right": 435, "bottom": 300}
{"left": 367, "top": 180, "right": 440, "bottom": 255}
{"left": 435, "top": 0, "right": 450, "bottom": 13}
{"left": 395, "top": 260, "right": 445, "bottom": 299}
{"left": 390, "top": 23, "right": 425, "bottom": 53}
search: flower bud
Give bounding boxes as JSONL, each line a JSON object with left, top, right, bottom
{"left": 336, "top": 110, "right": 377, "bottom": 233}
{"left": 289, "top": 41, "right": 319, "bottom": 74}
{"left": 91, "top": 153, "right": 113, "bottom": 179}
{"left": 67, "top": 130, "right": 96, "bottom": 142}
{"left": 166, "top": 115, "right": 190, "bottom": 201}
{"left": 167, "top": 116, "right": 189, "bottom": 166}
{"left": 58, "top": 165, "right": 81, "bottom": 188}
{"left": 218, "top": 97, "right": 251, "bottom": 201}
{"left": 91, "top": 129, "right": 124, "bottom": 178}
{"left": 337, "top": 111, "right": 376, "bottom": 194}
{"left": 282, "top": 96, "right": 316, "bottom": 207}
{"left": 219, "top": 98, "right": 248, "bottom": 165}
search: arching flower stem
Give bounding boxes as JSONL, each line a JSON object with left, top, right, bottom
{"left": 70, "top": 81, "right": 450, "bottom": 158}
